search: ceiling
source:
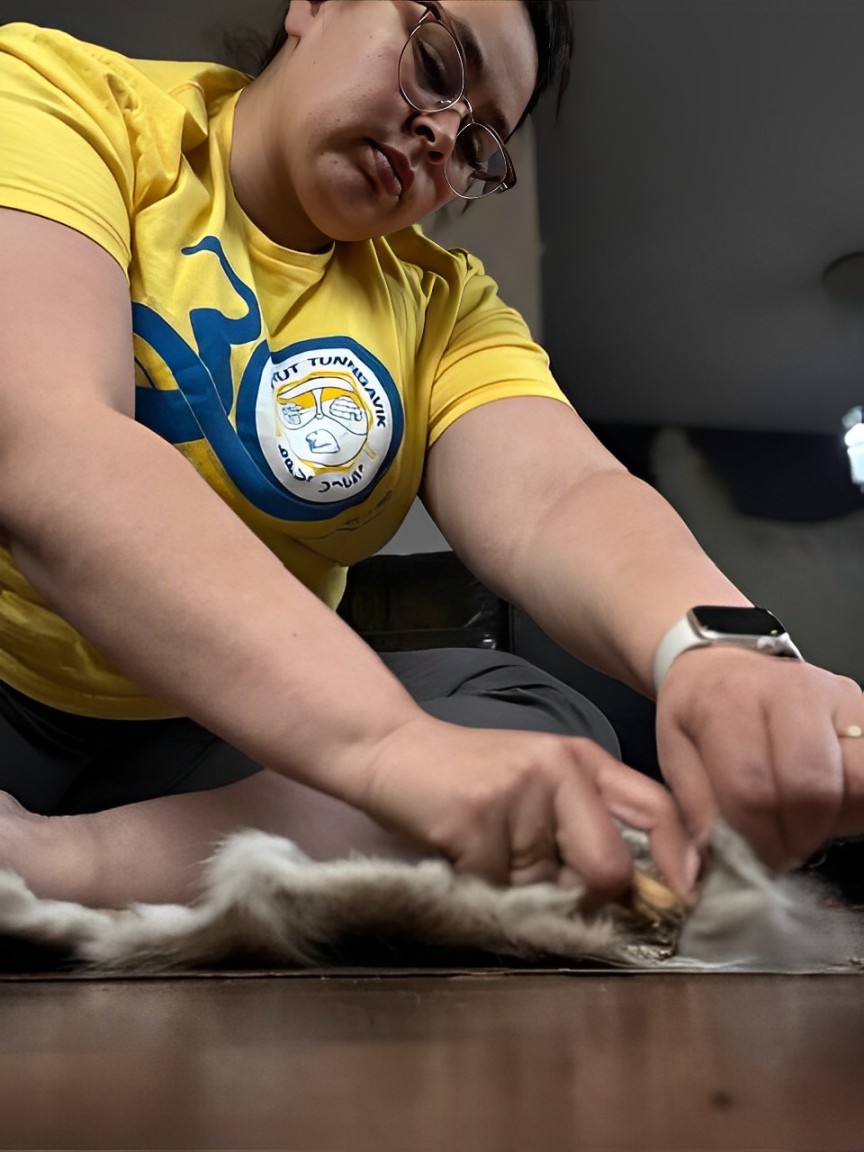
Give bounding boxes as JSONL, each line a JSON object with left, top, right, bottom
{"left": 536, "top": 0, "right": 864, "bottom": 432}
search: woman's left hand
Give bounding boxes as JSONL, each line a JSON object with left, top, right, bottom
{"left": 656, "top": 647, "right": 864, "bottom": 869}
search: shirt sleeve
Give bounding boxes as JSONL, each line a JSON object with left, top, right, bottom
{"left": 427, "top": 246, "right": 572, "bottom": 446}
{"left": 0, "top": 24, "right": 134, "bottom": 271}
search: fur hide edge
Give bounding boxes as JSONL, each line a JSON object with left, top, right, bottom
{"left": 0, "top": 830, "right": 672, "bottom": 973}
{"left": 2, "top": 821, "right": 861, "bottom": 974}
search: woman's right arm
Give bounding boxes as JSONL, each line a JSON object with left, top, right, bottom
{"left": 0, "top": 209, "right": 699, "bottom": 900}
{"left": 0, "top": 209, "right": 426, "bottom": 795}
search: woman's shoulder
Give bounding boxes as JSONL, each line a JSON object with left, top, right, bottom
{"left": 0, "top": 22, "right": 246, "bottom": 128}
{"left": 0, "top": 23, "right": 137, "bottom": 85}
{"left": 376, "top": 223, "right": 492, "bottom": 288}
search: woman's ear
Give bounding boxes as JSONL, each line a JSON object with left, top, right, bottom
{"left": 284, "top": 1, "right": 327, "bottom": 39}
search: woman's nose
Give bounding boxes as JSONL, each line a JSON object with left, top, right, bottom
{"left": 410, "top": 106, "right": 464, "bottom": 164}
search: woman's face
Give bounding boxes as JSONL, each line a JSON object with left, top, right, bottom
{"left": 245, "top": 0, "right": 537, "bottom": 250}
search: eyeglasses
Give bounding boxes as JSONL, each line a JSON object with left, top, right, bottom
{"left": 398, "top": 1, "right": 517, "bottom": 199}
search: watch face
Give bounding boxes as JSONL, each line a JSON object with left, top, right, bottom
{"left": 690, "top": 606, "right": 785, "bottom": 637}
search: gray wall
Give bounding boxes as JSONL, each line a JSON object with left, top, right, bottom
{"left": 1, "top": 0, "right": 282, "bottom": 62}
{"left": 536, "top": 0, "right": 864, "bottom": 435}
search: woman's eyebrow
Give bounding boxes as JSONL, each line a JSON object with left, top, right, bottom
{"left": 445, "top": 9, "right": 512, "bottom": 139}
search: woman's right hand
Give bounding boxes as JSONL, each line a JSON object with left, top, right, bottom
{"left": 349, "top": 713, "right": 702, "bottom": 904}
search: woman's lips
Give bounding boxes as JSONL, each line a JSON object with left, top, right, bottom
{"left": 370, "top": 143, "right": 414, "bottom": 197}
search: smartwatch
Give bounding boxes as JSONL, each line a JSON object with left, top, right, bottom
{"left": 653, "top": 605, "right": 803, "bottom": 691}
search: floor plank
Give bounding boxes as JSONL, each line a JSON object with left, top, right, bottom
{"left": 0, "top": 972, "right": 862, "bottom": 1150}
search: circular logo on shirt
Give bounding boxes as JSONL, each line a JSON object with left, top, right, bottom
{"left": 247, "top": 338, "right": 402, "bottom": 507}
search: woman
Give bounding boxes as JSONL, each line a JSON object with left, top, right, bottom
{"left": 0, "top": 1, "right": 861, "bottom": 911}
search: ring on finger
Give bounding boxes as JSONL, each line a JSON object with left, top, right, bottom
{"left": 836, "top": 724, "right": 864, "bottom": 739}
{"left": 513, "top": 838, "right": 562, "bottom": 870}
{"left": 510, "top": 846, "right": 560, "bottom": 872}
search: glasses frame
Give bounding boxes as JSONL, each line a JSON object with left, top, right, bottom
{"left": 398, "top": 1, "right": 517, "bottom": 199}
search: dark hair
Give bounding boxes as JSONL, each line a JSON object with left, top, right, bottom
{"left": 252, "top": 1, "right": 573, "bottom": 123}
{"left": 519, "top": 1, "right": 573, "bottom": 122}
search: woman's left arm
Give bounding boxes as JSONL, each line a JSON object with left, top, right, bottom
{"left": 422, "top": 396, "right": 864, "bottom": 867}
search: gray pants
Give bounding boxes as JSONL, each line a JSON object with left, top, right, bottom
{"left": 0, "top": 649, "right": 618, "bottom": 816}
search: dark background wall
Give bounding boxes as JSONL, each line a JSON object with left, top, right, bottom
{"left": 536, "top": 0, "right": 864, "bottom": 435}
{"left": 1, "top": 0, "right": 279, "bottom": 62}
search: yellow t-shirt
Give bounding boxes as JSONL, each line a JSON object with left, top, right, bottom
{"left": 0, "top": 22, "right": 571, "bottom": 718}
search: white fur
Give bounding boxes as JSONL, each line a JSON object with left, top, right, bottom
{"left": 674, "top": 821, "right": 864, "bottom": 972}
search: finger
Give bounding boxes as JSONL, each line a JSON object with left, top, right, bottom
{"left": 657, "top": 661, "right": 863, "bottom": 870}
{"left": 510, "top": 856, "right": 561, "bottom": 887}
{"left": 506, "top": 779, "right": 560, "bottom": 887}
{"left": 669, "top": 690, "right": 846, "bottom": 869}
{"left": 754, "top": 669, "right": 862, "bottom": 863}
{"left": 830, "top": 686, "right": 864, "bottom": 837}
{"left": 766, "top": 709, "right": 845, "bottom": 865}
{"left": 655, "top": 715, "right": 720, "bottom": 847}
{"left": 693, "top": 742, "right": 790, "bottom": 868}
{"left": 656, "top": 655, "right": 792, "bottom": 866}
{"left": 445, "top": 795, "right": 511, "bottom": 888}
{"left": 551, "top": 746, "right": 637, "bottom": 907}
{"left": 834, "top": 725, "right": 864, "bottom": 838}
{"left": 658, "top": 705, "right": 801, "bottom": 868}
{"left": 591, "top": 753, "right": 702, "bottom": 900}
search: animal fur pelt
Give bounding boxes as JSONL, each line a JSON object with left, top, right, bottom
{"left": 0, "top": 820, "right": 861, "bottom": 974}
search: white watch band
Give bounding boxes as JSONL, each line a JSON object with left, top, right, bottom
{"left": 653, "top": 615, "right": 706, "bottom": 693}
{"left": 652, "top": 612, "right": 803, "bottom": 693}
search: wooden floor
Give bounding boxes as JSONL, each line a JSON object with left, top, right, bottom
{"left": 0, "top": 970, "right": 862, "bottom": 1150}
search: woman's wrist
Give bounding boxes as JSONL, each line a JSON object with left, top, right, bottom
{"left": 653, "top": 605, "right": 802, "bottom": 693}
